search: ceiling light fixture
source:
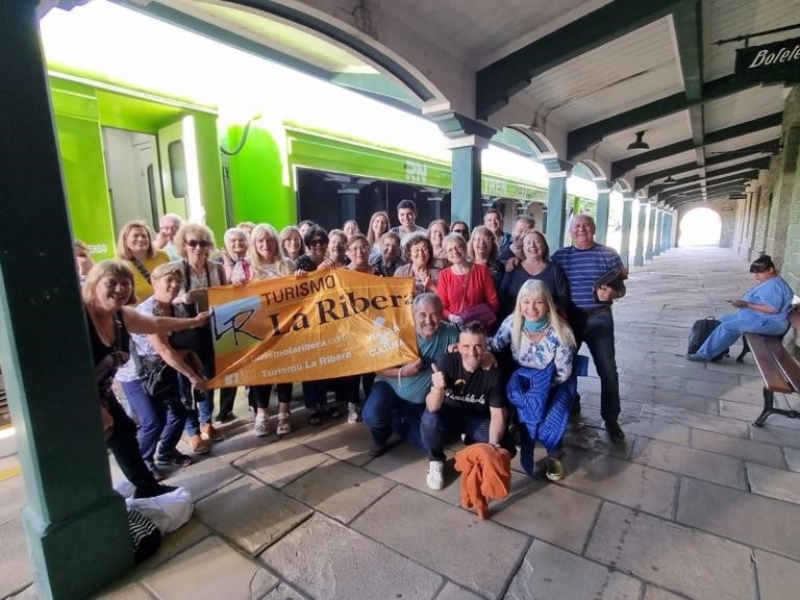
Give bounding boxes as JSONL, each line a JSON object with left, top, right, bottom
{"left": 663, "top": 175, "right": 677, "bottom": 184}
{"left": 627, "top": 131, "right": 650, "bottom": 151}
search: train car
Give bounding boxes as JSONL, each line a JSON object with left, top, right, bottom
{"left": 42, "top": 4, "right": 596, "bottom": 258}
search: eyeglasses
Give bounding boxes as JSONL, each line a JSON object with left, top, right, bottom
{"left": 187, "top": 239, "right": 210, "bottom": 248}
{"left": 309, "top": 239, "right": 328, "bottom": 247}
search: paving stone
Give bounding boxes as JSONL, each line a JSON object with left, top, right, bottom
{"left": 641, "top": 404, "right": 749, "bottom": 438}
{"left": 352, "top": 486, "right": 529, "bottom": 599}
{"left": 261, "top": 582, "right": 310, "bottom": 600}
{"left": 717, "top": 384, "right": 765, "bottom": 406}
{"left": 282, "top": 458, "right": 395, "bottom": 524}
{"left": 746, "top": 462, "right": 800, "bottom": 505}
{"left": 643, "top": 585, "right": 686, "bottom": 600}
{"left": 585, "top": 503, "right": 754, "bottom": 600}
{"left": 626, "top": 387, "right": 718, "bottom": 415}
{"left": 504, "top": 539, "right": 641, "bottom": 600}
{"left": 720, "top": 400, "right": 771, "bottom": 423}
{"left": 141, "top": 517, "right": 211, "bottom": 569}
{"left": 491, "top": 479, "right": 600, "bottom": 553}
{"left": 784, "top": 447, "right": 800, "bottom": 472}
{"left": 630, "top": 437, "right": 746, "bottom": 489}
{"left": 164, "top": 455, "right": 243, "bottom": 502}
{"left": 301, "top": 422, "right": 374, "bottom": 466}
{"left": 261, "top": 513, "right": 442, "bottom": 600}
{"left": 748, "top": 423, "right": 800, "bottom": 449}
{"left": 0, "top": 520, "right": 33, "bottom": 599}
{"left": 562, "top": 425, "right": 633, "bottom": 460}
{"left": 754, "top": 549, "right": 800, "bottom": 600}
{"left": 206, "top": 423, "right": 270, "bottom": 463}
{"left": 7, "top": 584, "right": 41, "bottom": 600}
{"left": 0, "top": 469, "right": 24, "bottom": 526}
{"left": 559, "top": 450, "right": 677, "bottom": 518}
{"left": 690, "top": 428, "right": 786, "bottom": 469}
{"left": 677, "top": 477, "right": 800, "bottom": 560}
{"left": 618, "top": 418, "right": 691, "bottom": 446}
{"left": 195, "top": 475, "right": 312, "bottom": 555}
{"left": 233, "top": 439, "right": 329, "bottom": 488}
{"left": 143, "top": 536, "right": 276, "bottom": 600}
{"left": 0, "top": 430, "right": 17, "bottom": 459}
{"left": 95, "top": 581, "right": 153, "bottom": 599}
{"left": 435, "top": 582, "right": 483, "bottom": 600}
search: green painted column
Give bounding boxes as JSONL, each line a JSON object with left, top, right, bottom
{"left": 0, "top": 4, "right": 133, "bottom": 598}
{"left": 619, "top": 193, "right": 634, "bottom": 268}
{"left": 653, "top": 207, "right": 663, "bottom": 257}
{"left": 634, "top": 198, "right": 648, "bottom": 266}
{"left": 545, "top": 172, "right": 571, "bottom": 250}
{"left": 449, "top": 139, "right": 488, "bottom": 228}
{"left": 594, "top": 180, "right": 611, "bottom": 245}
{"left": 645, "top": 203, "right": 657, "bottom": 260}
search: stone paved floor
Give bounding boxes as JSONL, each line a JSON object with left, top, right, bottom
{"left": 2, "top": 246, "right": 800, "bottom": 600}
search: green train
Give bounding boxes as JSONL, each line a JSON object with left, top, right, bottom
{"left": 43, "top": 4, "right": 595, "bottom": 259}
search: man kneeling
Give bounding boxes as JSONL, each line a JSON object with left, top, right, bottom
{"left": 421, "top": 322, "right": 514, "bottom": 490}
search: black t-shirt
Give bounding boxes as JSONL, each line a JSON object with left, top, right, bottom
{"left": 434, "top": 352, "right": 505, "bottom": 417}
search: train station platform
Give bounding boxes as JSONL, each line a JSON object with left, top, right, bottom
{"left": 2, "top": 246, "right": 800, "bottom": 600}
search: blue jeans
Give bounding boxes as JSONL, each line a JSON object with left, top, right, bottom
{"left": 179, "top": 376, "right": 214, "bottom": 437}
{"left": 122, "top": 379, "right": 187, "bottom": 461}
{"left": 361, "top": 381, "right": 426, "bottom": 451}
{"left": 697, "top": 311, "right": 789, "bottom": 359}
{"left": 420, "top": 405, "right": 516, "bottom": 461}
{"left": 572, "top": 310, "right": 620, "bottom": 423}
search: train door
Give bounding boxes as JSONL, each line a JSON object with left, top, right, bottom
{"left": 157, "top": 116, "right": 205, "bottom": 223}
{"left": 102, "top": 127, "right": 160, "bottom": 232}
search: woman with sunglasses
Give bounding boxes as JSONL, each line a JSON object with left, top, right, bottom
{"left": 84, "top": 260, "right": 209, "bottom": 498}
{"left": 687, "top": 254, "right": 795, "bottom": 362}
{"left": 231, "top": 224, "right": 297, "bottom": 436}
{"left": 174, "top": 223, "right": 227, "bottom": 453}
{"left": 450, "top": 221, "right": 470, "bottom": 241}
{"left": 116, "top": 220, "right": 170, "bottom": 303}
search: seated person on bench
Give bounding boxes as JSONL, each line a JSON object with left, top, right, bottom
{"left": 687, "top": 255, "right": 794, "bottom": 362}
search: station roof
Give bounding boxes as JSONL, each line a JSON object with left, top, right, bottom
{"left": 102, "top": 1, "right": 800, "bottom": 207}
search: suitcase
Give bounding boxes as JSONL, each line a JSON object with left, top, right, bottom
{"left": 688, "top": 317, "right": 728, "bottom": 360}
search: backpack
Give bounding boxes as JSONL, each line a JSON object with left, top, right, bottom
{"left": 688, "top": 317, "right": 728, "bottom": 360}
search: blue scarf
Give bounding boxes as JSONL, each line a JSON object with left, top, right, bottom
{"left": 523, "top": 316, "right": 549, "bottom": 334}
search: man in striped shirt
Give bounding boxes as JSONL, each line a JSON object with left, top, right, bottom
{"left": 551, "top": 214, "right": 627, "bottom": 443}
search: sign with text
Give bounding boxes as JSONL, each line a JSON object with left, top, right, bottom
{"left": 735, "top": 37, "right": 800, "bottom": 79}
{"left": 207, "top": 270, "right": 418, "bottom": 386}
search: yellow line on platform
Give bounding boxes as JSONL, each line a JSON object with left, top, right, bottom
{"left": 0, "top": 464, "right": 22, "bottom": 482}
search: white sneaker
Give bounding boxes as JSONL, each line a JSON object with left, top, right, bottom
{"left": 426, "top": 460, "right": 444, "bottom": 490}
{"left": 347, "top": 402, "right": 359, "bottom": 424}
{"left": 253, "top": 414, "right": 269, "bottom": 437}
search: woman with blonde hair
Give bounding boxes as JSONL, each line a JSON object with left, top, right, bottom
{"left": 231, "top": 223, "right": 296, "bottom": 436}
{"left": 427, "top": 219, "right": 449, "bottom": 268}
{"left": 116, "top": 220, "right": 170, "bottom": 302}
{"left": 367, "top": 211, "right": 390, "bottom": 263}
{"left": 279, "top": 225, "right": 305, "bottom": 262}
{"left": 467, "top": 225, "right": 504, "bottom": 291}
{"left": 490, "top": 279, "right": 577, "bottom": 482}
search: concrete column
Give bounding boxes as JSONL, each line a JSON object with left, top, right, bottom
{"left": 619, "top": 193, "right": 634, "bottom": 268}
{"left": 645, "top": 203, "right": 657, "bottom": 260}
{"left": 545, "top": 170, "right": 571, "bottom": 250}
{"left": 662, "top": 210, "right": 672, "bottom": 251}
{"left": 0, "top": 3, "right": 134, "bottom": 598}
{"left": 634, "top": 198, "right": 648, "bottom": 266}
{"left": 448, "top": 138, "right": 489, "bottom": 228}
{"left": 593, "top": 179, "right": 611, "bottom": 245}
{"left": 427, "top": 196, "right": 443, "bottom": 221}
{"left": 653, "top": 206, "right": 663, "bottom": 256}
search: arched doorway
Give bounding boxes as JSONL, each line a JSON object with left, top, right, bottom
{"left": 679, "top": 207, "right": 721, "bottom": 246}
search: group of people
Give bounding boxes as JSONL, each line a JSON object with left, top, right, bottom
{"left": 77, "top": 199, "right": 630, "bottom": 496}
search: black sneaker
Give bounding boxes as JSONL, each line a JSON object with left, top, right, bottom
{"left": 154, "top": 451, "right": 193, "bottom": 468}
{"left": 133, "top": 484, "right": 177, "bottom": 499}
{"left": 368, "top": 443, "right": 387, "bottom": 457}
{"left": 215, "top": 413, "right": 236, "bottom": 424}
{"left": 605, "top": 421, "right": 626, "bottom": 443}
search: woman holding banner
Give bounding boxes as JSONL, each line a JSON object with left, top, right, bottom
{"left": 393, "top": 233, "right": 440, "bottom": 297}
{"left": 231, "top": 224, "right": 297, "bottom": 437}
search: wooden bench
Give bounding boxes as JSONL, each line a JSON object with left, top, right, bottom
{"left": 745, "top": 308, "right": 800, "bottom": 427}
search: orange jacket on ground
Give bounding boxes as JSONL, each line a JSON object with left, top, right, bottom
{"left": 454, "top": 443, "right": 511, "bottom": 519}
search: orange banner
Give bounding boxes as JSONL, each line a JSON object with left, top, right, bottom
{"left": 207, "top": 270, "right": 419, "bottom": 386}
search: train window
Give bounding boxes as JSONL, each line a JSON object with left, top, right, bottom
{"left": 167, "top": 140, "right": 187, "bottom": 198}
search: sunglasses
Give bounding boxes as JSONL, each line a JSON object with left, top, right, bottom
{"left": 453, "top": 229, "right": 468, "bottom": 235}
{"left": 309, "top": 239, "right": 328, "bottom": 247}
{"left": 187, "top": 239, "right": 210, "bottom": 248}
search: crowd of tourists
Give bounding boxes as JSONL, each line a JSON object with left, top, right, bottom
{"left": 76, "top": 198, "right": 630, "bottom": 497}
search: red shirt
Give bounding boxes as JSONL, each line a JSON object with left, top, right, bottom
{"left": 437, "top": 263, "right": 500, "bottom": 320}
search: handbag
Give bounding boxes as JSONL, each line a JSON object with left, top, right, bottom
{"left": 460, "top": 302, "right": 498, "bottom": 328}
{"left": 133, "top": 349, "right": 179, "bottom": 401}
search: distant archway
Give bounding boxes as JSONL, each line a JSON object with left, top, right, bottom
{"left": 679, "top": 207, "right": 721, "bottom": 247}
